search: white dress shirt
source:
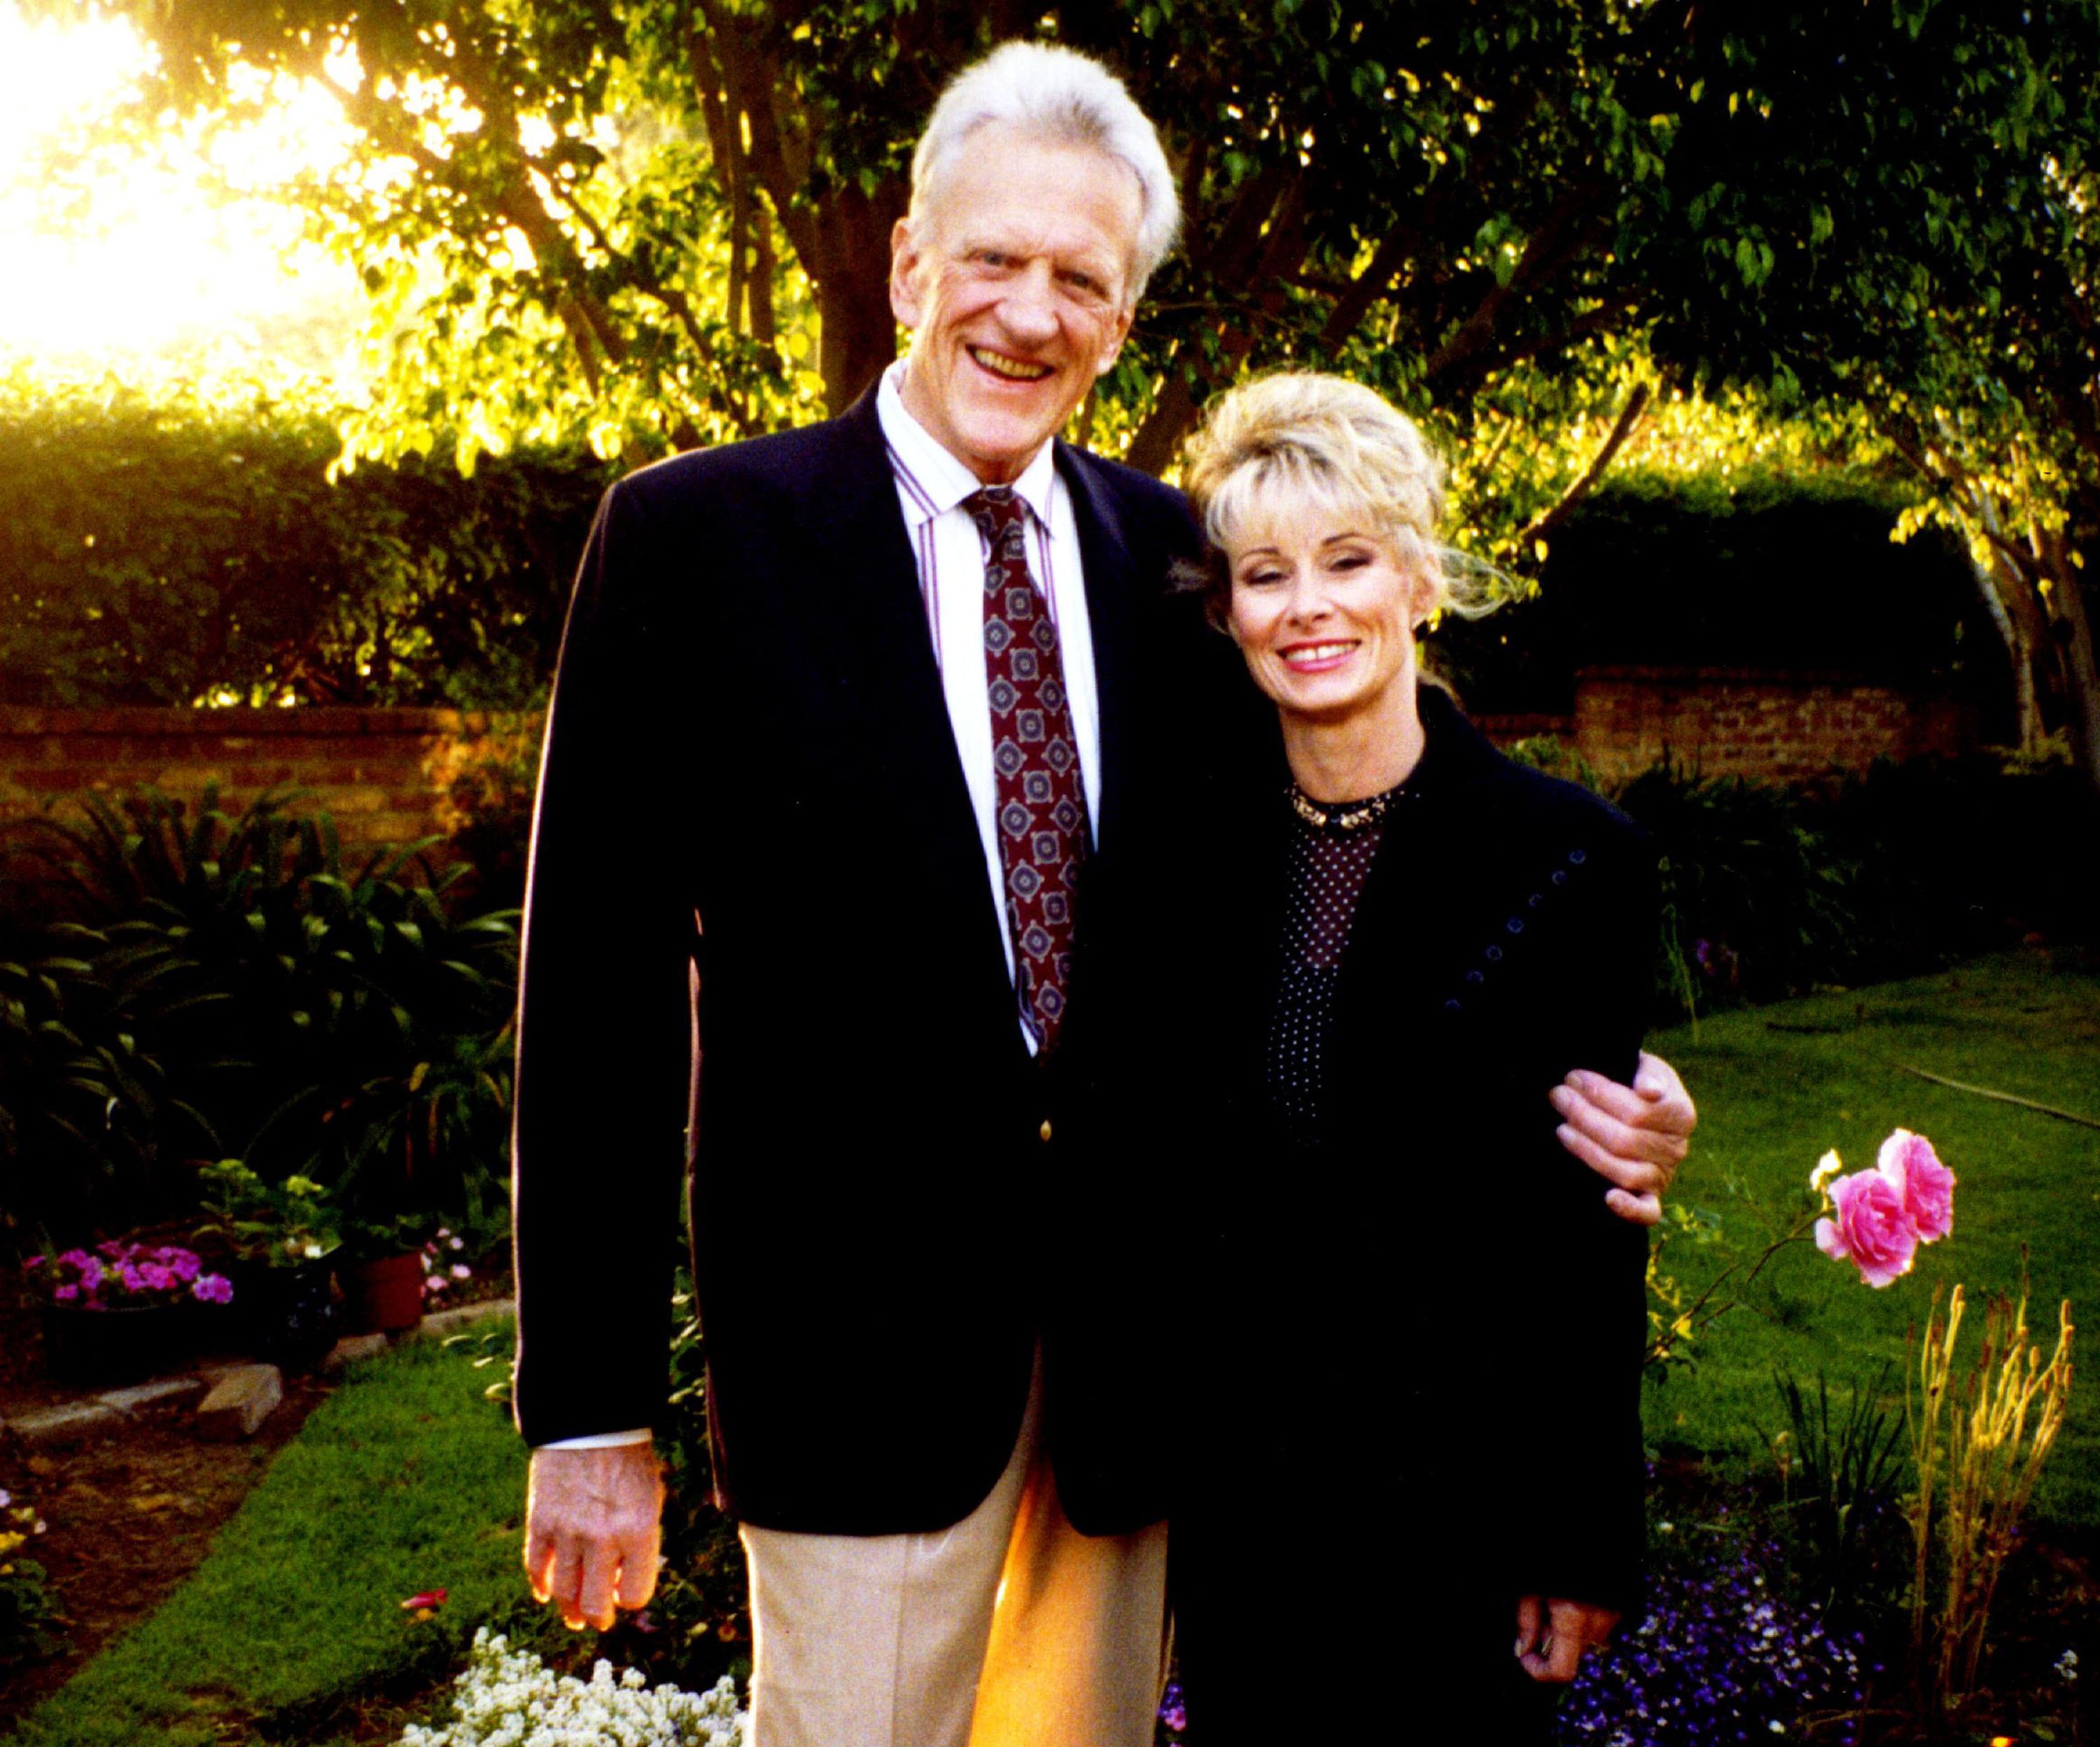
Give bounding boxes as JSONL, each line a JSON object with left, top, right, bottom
{"left": 875, "top": 359, "right": 1103, "bottom": 1009}
{"left": 538, "top": 363, "right": 1105, "bottom": 1453}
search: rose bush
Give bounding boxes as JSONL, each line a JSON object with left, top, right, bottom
{"left": 1812, "top": 1130, "right": 1955, "bottom": 1289}
{"left": 1878, "top": 1129, "right": 1954, "bottom": 1242}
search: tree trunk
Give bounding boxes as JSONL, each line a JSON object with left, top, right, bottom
{"left": 2040, "top": 527, "right": 2100, "bottom": 794}
{"left": 1958, "top": 478, "right": 2051, "bottom": 753}
{"left": 812, "top": 185, "right": 908, "bottom": 414}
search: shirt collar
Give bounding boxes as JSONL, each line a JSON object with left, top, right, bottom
{"left": 877, "top": 360, "right": 1060, "bottom": 531}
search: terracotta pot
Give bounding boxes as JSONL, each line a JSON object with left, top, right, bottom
{"left": 348, "top": 1251, "right": 426, "bottom": 1334}
{"left": 43, "top": 1300, "right": 196, "bottom": 1388}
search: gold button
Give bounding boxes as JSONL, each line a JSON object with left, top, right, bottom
{"left": 1039, "top": 1119, "right": 1054, "bottom": 1144}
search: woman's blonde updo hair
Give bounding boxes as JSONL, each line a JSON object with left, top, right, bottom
{"left": 1180, "top": 372, "right": 1494, "bottom": 624}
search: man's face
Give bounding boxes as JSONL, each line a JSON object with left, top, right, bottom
{"left": 890, "top": 126, "right": 1141, "bottom": 484}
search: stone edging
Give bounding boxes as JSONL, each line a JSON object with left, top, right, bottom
{"left": 0, "top": 1297, "right": 516, "bottom": 1445}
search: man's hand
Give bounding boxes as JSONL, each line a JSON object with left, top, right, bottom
{"left": 1551, "top": 1050, "right": 1696, "bottom": 1227}
{"left": 524, "top": 1442, "right": 666, "bottom": 1632}
{"left": 1514, "top": 1594, "right": 1618, "bottom": 1683}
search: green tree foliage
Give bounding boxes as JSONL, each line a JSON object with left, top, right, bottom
{"left": 37, "top": 0, "right": 2100, "bottom": 764}
{"left": 0, "top": 374, "right": 608, "bottom": 706}
{"left": 1645, "top": 1, "right": 2100, "bottom": 787}
{"left": 40, "top": 3, "right": 1941, "bottom": 532}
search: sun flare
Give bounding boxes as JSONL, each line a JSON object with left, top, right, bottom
{"left": 0, "top": 3, "right": 363, "bottom": 382}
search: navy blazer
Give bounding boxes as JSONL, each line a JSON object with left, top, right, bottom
{"left": 510, "top": 386, "right": 1233, "bottom": 1536}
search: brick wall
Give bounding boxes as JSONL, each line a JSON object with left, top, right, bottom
{"left": 0, "top": 671, "right": 1980, "bottom": 856}
{"left": 0, "top": 707, "right": 544, "bottom": 852}
{"left": 1562, "top": 667, "right": 1977, "bottom": 784}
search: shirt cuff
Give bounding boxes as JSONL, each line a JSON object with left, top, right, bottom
{"left": 536, "top": 1427, "right": 654, "bottom": 1450}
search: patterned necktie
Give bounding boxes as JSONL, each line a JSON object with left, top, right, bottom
{"left": 965, "top": 486, "right": 1088, "bottom": 1055}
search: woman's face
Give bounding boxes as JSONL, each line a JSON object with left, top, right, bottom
{"left": 1223, "top": 499, "right": 1433, "bottom": 731}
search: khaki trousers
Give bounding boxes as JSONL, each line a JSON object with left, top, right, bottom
{"left": 738, "top": 1356, "right": 1168, "bottom": 1747}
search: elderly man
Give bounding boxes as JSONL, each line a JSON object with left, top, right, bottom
{"left": 510, "top": 38, "right": 1693, "bottom": 1747}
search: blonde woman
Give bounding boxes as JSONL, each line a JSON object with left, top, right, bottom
{"left": 1142, "top": 374, "right": 1653, "bottom": 1739}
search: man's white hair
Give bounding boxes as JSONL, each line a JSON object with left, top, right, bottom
{"left": 909, "top": 40, "right": 1180, "bottom": 302}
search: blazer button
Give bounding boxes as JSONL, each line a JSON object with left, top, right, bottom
{"left": 1466, "top": 969, "right": 1484, "bottom": 985}
{"left": 1444, "top": 998, "right": 1462, "bottom": 1013}
{"left": 1486, "top": 945, "right": 1503, "bottom": 962}
{"left": 1527, "top": 892, "right": 1544, "bottom": 908}
{"left": 1506, "top": 918, "right": 1525, "bottom": 934}
{"left": 1550, "top": 870, "right": 1568, "bottom": 886}
{"left": 1039, "top": 1119, "right": 1054, "bottom": 1144}
{"left": 1569, "top": 848, "right": 1588, "bottom": 865}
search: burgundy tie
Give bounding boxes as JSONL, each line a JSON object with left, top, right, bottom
{"left": 965, "top": 486, "right": 1088, "bottom": 1055}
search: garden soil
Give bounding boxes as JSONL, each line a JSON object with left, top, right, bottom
{"left": 0, "top": 1286, "right": 334, "bottom": 1731}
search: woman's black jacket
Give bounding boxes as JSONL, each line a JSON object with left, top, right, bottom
{"left": 1054, "top": 685, "right": 1658, "bottom": 1627}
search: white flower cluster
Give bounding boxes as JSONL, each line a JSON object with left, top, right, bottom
{"left": 399, "top": 1628, "right": 746, "bottom": 1747}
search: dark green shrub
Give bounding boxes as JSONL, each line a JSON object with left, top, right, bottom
{"left": 1616, "top": 761, "right": 1858, "bottom": 1011}
{"left": 0, "top": 911, "right": 180, "bottom": 1249}
{"left": 0, "top": 376, "right": 606, "bottom": 708}
{"left": 1609, "top": 747, "right": 2100, "bottom": 1017}
{"left": 4, "top": 788, "right": 518, "bottom": 1242}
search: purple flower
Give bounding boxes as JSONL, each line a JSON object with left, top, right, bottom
{"left": 450, "top": 1263, "right": 471, "bottom": 1280}
{"left": 22, "top": 1254, "right": 41, "bottom": 1270}
{"left": 192, "top": 1274, "right": 234, "bottom": 1305}
{"left": 52, "top": 1283, "right": 79, "bottom": 1303}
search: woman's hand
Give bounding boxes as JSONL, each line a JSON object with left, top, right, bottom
{"left": 1551, "top": 1049, "right": 1696, "bottom": 1226}
{"left": 1513, "top": 1594, "right": 1619, "bottom": 1682}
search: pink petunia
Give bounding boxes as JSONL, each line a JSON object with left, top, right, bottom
{"left": 22, "top": 1255, "right": 41, "bottom": 1271}
{"left": 57, "top": 1249, "right": 91, "bottom": 1270}
{"left": 1878, "top": 1128, "right": 1954, "bottom": 1243}
{"left": 52, "top": 1283, "right": 78, "bottom": 1303}
{"left": 1816, "top": 1167, "right": 1921, "bottom": 1289}
{"left": 192, "top": 1274, "right": 234, "bottom": 1305}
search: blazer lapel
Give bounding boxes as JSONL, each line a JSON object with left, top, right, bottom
{"left": 775, "top": 390, "right": 1016, "bottom": 998}
{"left": 1056, "top": 442, "right": 1143, "bottom": 857}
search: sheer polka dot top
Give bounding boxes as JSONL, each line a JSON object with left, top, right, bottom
{"left": 1264, "top": 779, "right": 1416, "bottom": 1150}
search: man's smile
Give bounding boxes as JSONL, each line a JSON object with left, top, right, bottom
{"left": 967, "top": 346, "right": 1055, "bottom": 381}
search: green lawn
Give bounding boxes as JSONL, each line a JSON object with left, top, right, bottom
{"left": 6, "top": 1327, "right": 539, "bottom": 1747}
{"left": 1642, "top": 950, "right": 2100, "bottom": 1528}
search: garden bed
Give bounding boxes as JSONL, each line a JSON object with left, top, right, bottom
{"left": 0, "top": 1370, "right": 334, "bottom": 1732}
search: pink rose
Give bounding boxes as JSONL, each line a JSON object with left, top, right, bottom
{"left": 1815, "top": 1167, "right": 1920, "bottom": 1288}
{"left": 1878, "top": 1128, "right": 1954, "bottom": 1242}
